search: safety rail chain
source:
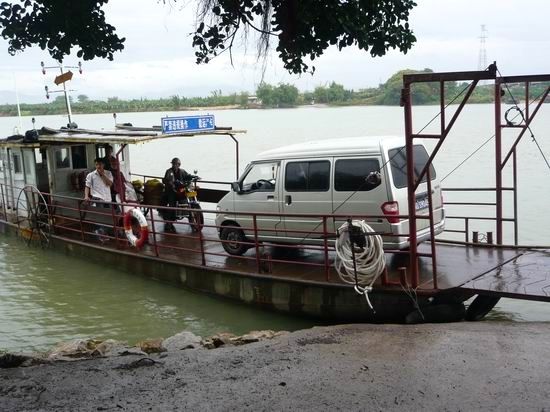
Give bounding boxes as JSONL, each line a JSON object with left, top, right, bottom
{"left": 0, "top": 182, "right": 447, "bottom": 289}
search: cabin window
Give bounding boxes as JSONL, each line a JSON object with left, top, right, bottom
{"left": 71, "top": 145, "right": 87, "bottom": 169}
{"left": 96, "top": 145, "right": 106, "bottom": 159}
{"left": 389, "top": 145, "right": 437, "bottom": 189}
{"left": 34, "top": 149, "right": 42, "bottom": 165}
{"left": 335, "top": 158, "right": 380, "bottom": 192}
{"left": 12, "top": 153, "right": 22, "bottom": 174}
{"left": 241, "top": 162, "right": 278, "bottom": 192}
{"left": 55, "top": 147, "right": 71, "bottom": 169}
{"left": 35, "top": 148, "right": 47, "bottom": 170}
{"left": 285, "top": 161, "right": 330, "bottom": 192}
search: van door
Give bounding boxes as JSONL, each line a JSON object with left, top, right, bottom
{"left": 281, "top": 159, "right": 332, "bottom": 240}
{"left": 233, "top": 161, "right": 282, "bottom": 238}
{"left": 332, "top": 156, "right": 389, "bottom": 234}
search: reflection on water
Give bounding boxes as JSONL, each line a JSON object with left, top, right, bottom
{"left": 0, "top": 237, "right": 315, "bottom": 352}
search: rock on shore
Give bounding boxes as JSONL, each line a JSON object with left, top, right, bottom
{"left": 1, "top": 322, "right": 549, "bottom": 411}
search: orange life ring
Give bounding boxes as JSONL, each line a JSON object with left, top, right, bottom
{"left": 123, "top": 207, "right": 148, "bottom": 249}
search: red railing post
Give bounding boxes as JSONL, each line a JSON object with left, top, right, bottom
{"left": 513, "top": 149, "right": 518, "bottom": 245}
{"left": 0, "top": 184, "right": 6, "bottom": 220}
{"left": 110, "top": 203, "right": 119, "bottom": 247}
{"left": 426, "top": 168, "right": 438, "bottom": 289}
{"left": 198, "top": 219, "right": 206, "bottom": 266}
{"left": 77, "top": 200, "right": 85, "bottom": 241}
{"left": 323, "top": 216, "right": 330, "bottom": 281}
{"left": 253, "top": 215, "right": 261, "bottom": 273}
{"left": 495, "top": 80, "right": 503, "bottom": 244}
{"left": 149, "top": 207, "right": 160, "bottom": 257}
{"left": 403, "top": 82, "right": 419, "bottom": 288}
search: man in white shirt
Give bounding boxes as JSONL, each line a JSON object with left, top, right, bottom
{"left": 84, "top": 158, "right": 114, "bottom": 242}
{"left": 85, "top": 158, "right": 113, "bottom": 204}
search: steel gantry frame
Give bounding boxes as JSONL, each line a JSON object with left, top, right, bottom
{"left": 401, "top": 63, "right": 550, "bottom": 288}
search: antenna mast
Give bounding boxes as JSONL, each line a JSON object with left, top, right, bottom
{"left": 478, "top": 25, "right": 488, "bottom": 71}
{"left": 41, "top": 61, "right": 83, "bottom": 128}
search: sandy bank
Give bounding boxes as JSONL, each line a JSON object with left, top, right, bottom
{"left": 1, "top": 322, "right": 549, "bottom": 411}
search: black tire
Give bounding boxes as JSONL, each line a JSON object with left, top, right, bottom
{"left": 220, "top": 225, "right": 249, "bottom": 256}
{"left": 465, "top": 295, "right": 501, "bottom": 321}
{"left": 188, "top": 203, "right": 204, "bottom": 232}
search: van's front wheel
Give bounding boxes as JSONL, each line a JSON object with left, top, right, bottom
{"left": 220, "top": 226, "right": 249, "bottom": 256}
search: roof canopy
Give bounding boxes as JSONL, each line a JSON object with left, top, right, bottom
{"left": 0, "top": 126, "right": 246, "bottom": 147}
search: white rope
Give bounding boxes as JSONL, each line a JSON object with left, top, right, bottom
{"left": 334, "top": 220, "right": 386, "bottom": 288}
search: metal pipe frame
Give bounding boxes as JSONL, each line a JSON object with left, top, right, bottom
{"left": 402, "top": 65, "right": 497, "bottom": 288}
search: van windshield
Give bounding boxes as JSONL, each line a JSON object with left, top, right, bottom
{"left": 389, "top": 145, "right": 436, "bottom": 189}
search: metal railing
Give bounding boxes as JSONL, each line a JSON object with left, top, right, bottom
{"left": 0, "top": 182, "right": 434, "bottom": 289}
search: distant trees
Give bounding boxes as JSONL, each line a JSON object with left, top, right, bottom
{"left": 256, "top": 83, "right": 299, "bottom": 107}
{"left": 77, "top": 94, "right": 89, "bottom": 103}
{"left": 2, "top": 68, "right": 546, "bottom": 118}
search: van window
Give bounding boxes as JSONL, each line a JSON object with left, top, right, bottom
{"left": 335, "top": 158, "right": 380, "bottom": 191}
{"left": 389, "top": 145, "right": 436, "bottom": 189}
{"left": 242, "top": 162, "right": 278, "bottom": 192}
{"left": 285, "top": 161, "right": 330, "bottom": 192}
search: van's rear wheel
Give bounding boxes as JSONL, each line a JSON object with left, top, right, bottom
{"left": 220, "top": 226, "right": 249, "bottom": 256}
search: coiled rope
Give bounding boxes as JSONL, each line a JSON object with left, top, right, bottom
{"left": 334, "top": 220, "right": 386, "bottom": 311}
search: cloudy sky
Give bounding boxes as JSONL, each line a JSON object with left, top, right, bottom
{"left": 1, "top": 0, "right": 549, "bottom": 103}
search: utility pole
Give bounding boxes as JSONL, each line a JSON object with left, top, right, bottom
{"left": 41, "top": 61, "right": 82, "bottom": 127}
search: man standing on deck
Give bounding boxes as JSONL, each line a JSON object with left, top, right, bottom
{"left": 84, "top": 158, "right": 113, "bottom": 204}
{"left": 161, "top": 157, "right": 192, "bottom": 232}
{"left": 84, "top": 158, "right": 114, "bottom": 241}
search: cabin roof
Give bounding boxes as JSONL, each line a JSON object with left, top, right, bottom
{"left": 0, "top": 126, "right": 246, "bottom": 147}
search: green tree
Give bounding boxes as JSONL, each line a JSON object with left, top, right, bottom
{"left": 274, "top": 83, "right": 298, "bottom": 107}
{"left": 0, "top": 0, "right": 417, "bottom": 74}
{"left": 256, "top": 83, "right": 275, "bottom": 106}
{"left": 77, "top": 94, "right": 89, "bottom": 103}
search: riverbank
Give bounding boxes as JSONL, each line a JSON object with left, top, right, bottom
{"left": 1, "top": 322, "right": 549, "bottom": 410}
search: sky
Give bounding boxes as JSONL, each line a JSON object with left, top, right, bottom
{"left": 0, "top": 0, "right": 549, "bottom": 103}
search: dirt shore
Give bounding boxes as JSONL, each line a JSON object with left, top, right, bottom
{"left": 1, "top": 322, "right": 549, "bottom": 411}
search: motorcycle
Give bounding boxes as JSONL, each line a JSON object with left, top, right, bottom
{"left": 172, "top": 173, "right": 204, "bottom": 232}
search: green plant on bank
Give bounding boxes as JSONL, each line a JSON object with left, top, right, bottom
{"left": 1, "top": 68, "right": 548, "bottom": 117}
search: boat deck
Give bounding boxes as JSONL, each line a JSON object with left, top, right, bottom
{"left": 48, "top": 212, "right": 550, "bottom": 301}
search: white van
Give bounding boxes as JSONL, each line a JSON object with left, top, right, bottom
{"left": 215, "top": 136, "right": 445, "bottom": 255}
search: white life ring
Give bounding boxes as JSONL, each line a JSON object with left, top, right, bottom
{"left": 123, "top": 207, "right": 149, "bottom": 249}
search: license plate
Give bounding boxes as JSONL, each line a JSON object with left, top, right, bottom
{"left": 415, "top": 196, "right": 429, "bottom": 210}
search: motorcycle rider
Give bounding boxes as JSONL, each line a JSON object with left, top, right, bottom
{"left": 161, "top": 157, "right": 193, "bottom": 232}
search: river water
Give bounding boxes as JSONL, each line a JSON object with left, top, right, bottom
{"left": 1, "top": 104, "right": 550, "bottom": 352}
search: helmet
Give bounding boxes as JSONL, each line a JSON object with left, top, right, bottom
{"left": 171, "top": 157, "right": 181, "bottom": 164}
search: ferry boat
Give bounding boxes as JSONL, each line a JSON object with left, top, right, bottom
{"left": 1, "top": 65, "right": 549, "bottom": 323}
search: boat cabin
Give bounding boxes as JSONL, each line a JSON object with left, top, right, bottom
{"left": 0, "top": 125, "right": 243, "bottom": 224}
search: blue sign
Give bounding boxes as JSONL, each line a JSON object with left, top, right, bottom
{"left": 161, "top": 115, "right": 215, "bottom": 134}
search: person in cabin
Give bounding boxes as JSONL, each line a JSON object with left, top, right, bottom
{"left": 161, "top": 157, "right": 192, "bottom": 232}
{"left": 101, "top": 144, "right": 119, "bottom": 172}
{"left": 102, "top": 144, "right": 122, "bottom": 202}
